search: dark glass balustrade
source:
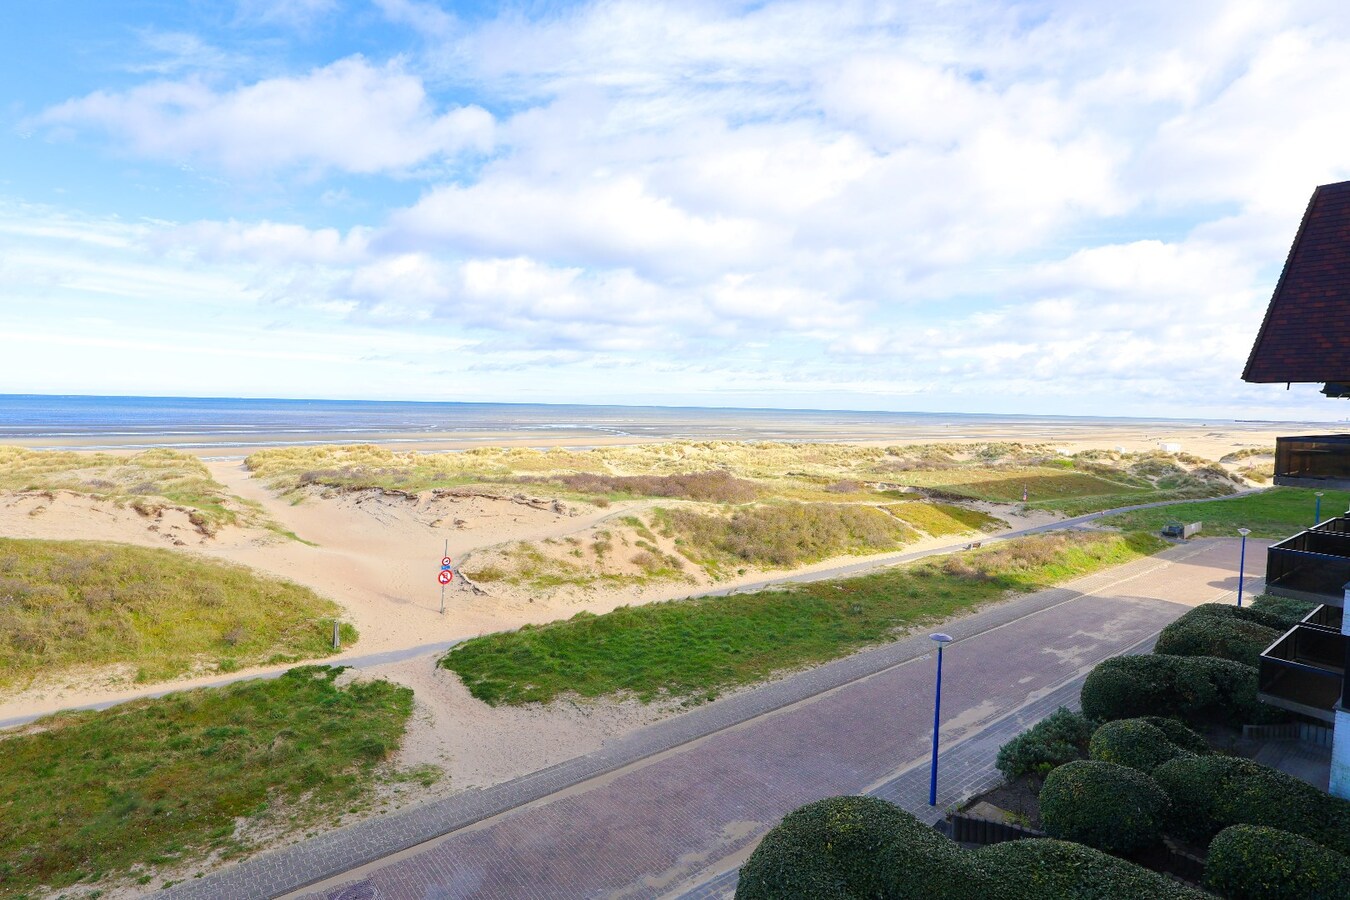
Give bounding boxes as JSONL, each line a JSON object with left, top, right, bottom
{"left": 1257, "top": 620, "right": 1347, "bottom": 723}
{"left": 1275, "top": 435, "right": 1350, "bottom": 489}
{"left": 1264, "top": 521, "right": 1350, "bottom": 607}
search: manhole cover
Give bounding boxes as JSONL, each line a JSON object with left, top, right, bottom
{"left": 329, "top": 882, "right": 377, "bottom": 900}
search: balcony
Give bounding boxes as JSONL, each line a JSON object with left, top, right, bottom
{"left": 1264, "top": 518, "right": 1350, "bottom": 607}
{"left": 1275, "top": 434, "right": 1350, "bottom": 489}
{"left": 1258, "top": 610, "right": 1348, "bottom": 723}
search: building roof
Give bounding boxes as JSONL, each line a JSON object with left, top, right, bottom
{"left": 1243, "top": 179, "right": 1350, "bottom": 384}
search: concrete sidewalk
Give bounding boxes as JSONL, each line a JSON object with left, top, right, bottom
{"left": 165, "top": 538, "right": 1263, "bottom": 900}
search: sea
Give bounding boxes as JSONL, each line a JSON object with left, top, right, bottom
{"left": 0, "top": 393, "right": 1293, "bottom": 453}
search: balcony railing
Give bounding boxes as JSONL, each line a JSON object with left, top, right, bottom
{"left": 1264, "top": 519, "right": 1350, "bottom": 607}
{"left": 1257, "top": 617, "right": 1347, "bottom": 723}
{"left": 1275, "top": 434, "right": 1350, "bottom": 489}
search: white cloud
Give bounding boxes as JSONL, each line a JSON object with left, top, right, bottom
{"left": 37, "top": 56, "right": 495, "bottom": 175}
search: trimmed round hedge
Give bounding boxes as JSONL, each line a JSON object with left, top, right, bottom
{"left": 1153, "top": 755, "right": 1350, "bottom": 854}
{"left": 1204, "top": 824, "right": 1350, "bottom": 900}
{"left": 1088, "top": 718, "right": 1200, "bottom": 773}
{"left": 974, "top": 838, "right": 1205, "bottom": 899}
{"left": 1137, "top": 716, "right": 1210, "bottom": 755}
{"left": 735, "top": 795, "right": 960, "bottom": 900}
{"left": 995, "top": 707, "right": 1093, "bottom": 780}
{"left": 1154, "top": 610, "right": 1280, "bottom": 668}
{"left": 1079, "top": 653, "right": 1285, "bottom": 726}
{"left": 735, "top": 796, "right": 1209, "bottom": 899}
{"left": 1039, "top": 760, "right": 1168, "bottom": 855}
{"left": 1247, "top": 593, "right": 1319, "bottom": 628}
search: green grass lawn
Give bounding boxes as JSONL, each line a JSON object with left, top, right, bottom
{"left": 1098, "top": 487, "right": 1350, "bottom": 538}
{"left": 0, "top": 666, "right": 413, "bottom": 897}
{"left": 887, "top": 463, "right": 1236, "bottom": 517}
{"left": 440, "top": 531, "right": 1166, "bottom": 705}
{"left": 0, "top": 538, "right": 354, "bottom": 689}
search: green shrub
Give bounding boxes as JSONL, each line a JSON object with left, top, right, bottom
{"left": 1137, "top": 716, "right": 1210, "bottom": 755}
{"left": 736, "top": 797, "right": 1207, "bottom": 900}
{"left": 995, "top": 707, "right": 1094, "bottom": 780}
{"left": 1080, "top": 653, "right": 1285, "bottom": 726}
{"left": 1154, "top": 607, "right": 1281, "bottom": 668}
{"left": 1088, "top": 719, "right": 1201, "bottom": 773}
{"left": 1187, "top": 600, "right": 1300, "bottom": 631}
{"left": 736, "top": 795, "right": 961, "bottom": 900}
{"left": 1153, "top": 755, "right": 1350, "bottom": 853}
{"left": 1039, "top": 760, "right": 1168, "bottom": 855}
{"left": 1247, "top": 593, "right": 1319, "bottom": 628}
{"left": 974, "top": 838, "right": 1206, "bottom": 899}
{"left": 1204, "top": 825, "right": 1350, "bottom": 900}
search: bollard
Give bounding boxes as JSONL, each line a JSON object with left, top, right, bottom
{"left": 332, "top": 620, "right": 340, "bottom": 650}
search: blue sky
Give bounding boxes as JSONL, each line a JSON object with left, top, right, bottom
{"left": 3, "top": 0, "right": 1350, "bottom": 419}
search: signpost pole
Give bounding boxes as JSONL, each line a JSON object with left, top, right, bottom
{"left": 440, "top": 538, "right": 448, "bottom": 615}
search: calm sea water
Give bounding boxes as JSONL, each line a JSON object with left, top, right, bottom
{"left": 0, "top": 393, "right": 1264, "bottom": 451}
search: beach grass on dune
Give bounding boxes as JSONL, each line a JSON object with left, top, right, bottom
{"left": 440, "top": 531, "right": 1166, "bottom": 705}
{"left": 0, "top": 666, "right": 412, "bottom": 896}
{"left": 0, "top": 445, "right": 270, "bottom": 534}
{"left": 0, "top": 538, "right": 354, "bottom": 689}
{"left": 1098, "top": 486, "right": 1350, "bottom": 538}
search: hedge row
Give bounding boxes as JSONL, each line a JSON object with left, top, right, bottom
{"left": 1152, "top": 754, "right": 1350, "bottom": 855}
{"left": 1205, "top": 824, "right": 1350, "bottom": 900}
{"left": 1039, "top": 760, "right": 1169, "bottom": 855}
{"left": 1079, "top": 653, "right": 1285, "bottom": 726}
{"left": 736, "top": 796, "right": 1205, "bottom": 899}
{"left": 1247, "top": 593, "right": 1319, "bottom": 629}
{"left": 994, "top": 707, "right": 1093, "bottom": 780}
{"left": 1088, "top": 717, "right": 1208, "bottom": 774}
{"left": 1154, "top": 606, "right": 1282, "bottom": 668}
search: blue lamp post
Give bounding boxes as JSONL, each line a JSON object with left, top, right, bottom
{"left": 1315, "top": 492, "right": 1324, "bottom": 526}
{"left": 1236, "top": 528, "right": 1251, "bottom": 607}
{"left": 928, "top": 633, "right": 954, "bottom": 807}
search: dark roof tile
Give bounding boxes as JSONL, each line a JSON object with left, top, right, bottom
{"left": 1244, "top": 180, "right": 1350, "bottom": 383}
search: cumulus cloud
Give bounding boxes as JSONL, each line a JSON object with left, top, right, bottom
{"left": 17, "top": 0, "right": 1350, "bottom": 413}
{"left": 37, "top": 56, "right": 494, "bottom": 175}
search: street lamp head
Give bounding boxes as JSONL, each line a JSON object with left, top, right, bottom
{"left": 1237, "top": 528, "right": 1251, "bottom": 537}
{"left": 1316, "top": 491, "right": 1325, "bottom": 497}
{"left": 930, "top": 633, "right": 954, "bottom": 644}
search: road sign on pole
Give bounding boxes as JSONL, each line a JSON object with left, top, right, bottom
{"left": 439, "top": 539, "right": 449, "bottom": 614}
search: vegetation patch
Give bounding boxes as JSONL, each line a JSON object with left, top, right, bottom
{"left": 885, "top": 501, "right": 1003, "bottom": 536}
{"left": 1153, "top": 754, "right": 1350, "bottom": 854}
{"left": 1099, "top": 486, "right": 1350, "bottom": 538}
{"left": 994, "top": 706, "right": 1094, "bottom": 780}
{"left": 1080, "top": 653, "right": 1284, "bottom": 727}
{"left": 0, "top": 445, "right": 275, "bottom": 534}
{"left": 1154, "top": 604, "right": 1284, "bottom": 669}
{"left": 1204, "top": 824, "right": 1350, "bottom": 900}
{"left": 0, "top": 538, "right": 352, "bottom": 689}
{"left": 1039, "top": 759, "right": 1169, "bottom": 855}
{"left": 518, "top": 470, "right": 759, "bottom": 502}
{"left": 668, "top": 502, "right": 917, "bottom": 571}
{"left": 0, "top": 666, "right": 412, "bottom": 896}
{"left": 1088, "top": 718, "right": 1206, "bottom": 774}
{"left": 735, "top": 795, "right": 1205, "bottom": 900}
{"left": 442, "top": 532, "right": 1164, "bottom": 705}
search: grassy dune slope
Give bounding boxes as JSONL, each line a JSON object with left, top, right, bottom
{"left": 0, "top": 538, "right": 354, "bottom": 688}
{"left": 0, "top": 667, "right": 412, "bottom": 896}
{"left": 441, "top": 531, "right": 1166, "bottom": 705}
{"left": 0, "top": 445, "right": 281, "bottom": 536}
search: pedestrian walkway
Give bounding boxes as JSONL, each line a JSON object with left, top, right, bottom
{"left": 165, "top": 538, "right": 1263, "bottom": 900}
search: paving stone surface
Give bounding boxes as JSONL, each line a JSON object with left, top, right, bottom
{"left": 165, "top": 539, "right": 1265, "bottom": 900}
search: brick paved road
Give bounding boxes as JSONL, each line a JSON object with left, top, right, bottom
{"left": 262, "top": 538, "right": 1262, "bottom": 900}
